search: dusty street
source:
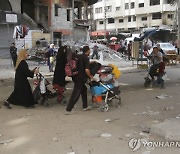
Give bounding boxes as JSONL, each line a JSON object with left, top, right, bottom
{"left": 0, "top": 65, "right": 180, "bottom": 154}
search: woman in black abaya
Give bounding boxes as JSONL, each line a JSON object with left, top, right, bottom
{"left": 53, "top": 46, "right": 67, "bottom": 87}
{"left": 4, "top": 49, "right": 38, "bottom": 109}
{"left": 53, "top": 46, "right": 68, "bottom": 103}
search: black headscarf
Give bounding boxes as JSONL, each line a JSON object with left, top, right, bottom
{"left": 52, "top": 46, "right": 68, "bottom": 87}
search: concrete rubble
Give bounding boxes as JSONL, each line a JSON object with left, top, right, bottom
{"left": 151, "top": 118, "right": 180, "bottom": 141}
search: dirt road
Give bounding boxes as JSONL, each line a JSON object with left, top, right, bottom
{"left": 0, "top": 68, "right": 180, "bottom": 154}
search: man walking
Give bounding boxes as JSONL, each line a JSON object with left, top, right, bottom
{"left": 65, "top": 46, "right": 94, "bottom": 114}
{"left": 91, "top": 44, "right": 99, "bottom": 59}
{"left": 10, "top": 43, "right": 17, "bottom": 67}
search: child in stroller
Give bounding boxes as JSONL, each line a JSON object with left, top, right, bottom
{"left": 144, "top": 61, "right": 165, "bottom": 88}
{"left": 89, "top": 65, "right": 121, "bottom": 112}
{"left": 33, "top": 72, "right": 67, "bottom": 107}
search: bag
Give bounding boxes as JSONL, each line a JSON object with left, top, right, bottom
{"left": 50, "top": 56, "right": 54, "bottom": 63}
{"left": 33, "top": 85, "right": 41, "bottom": 102}
{"left": 65, "top": 59, "right": 78, "bottom": 77}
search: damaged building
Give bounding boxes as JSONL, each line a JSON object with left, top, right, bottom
{"left": 0, "top": 0, "right": 98, "bottom": 56}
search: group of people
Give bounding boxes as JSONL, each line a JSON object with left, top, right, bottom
{"left": 118, "top": 40, "right": 132, "bottom": 60}
{"left": 4, "top": 44, "right": 95, "bottom": 114}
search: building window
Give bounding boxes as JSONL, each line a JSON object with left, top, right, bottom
{"left": 105, "top": 6, "right": 112, "bottom": 12}
{"left": 118, "top": 28, "right": 124, "bottom": 32}
{"left": 131, "top": 2, "right": 135, "bottom": 9}
{"left": 167, "top": 14, "right": 174, "bottom": 19}
{"left": 133, "top": 15, "right": 136, "bottom": 21}
{"left": 67, "top": 9, "right": 70, "bottom": 21}
{"left": 99, "top": 20, "right": 104, "bottom": 24}
{"left": 164, "top": 0, "right": 172, "bottom": 4}
{"left": 108, "top": 18, "right": 114, "bottom": 24}
{"left": 150, "top": 0, "right": 160, "bottom": 6}
{"left": 119, "top": 19, "right": 124, "bottom": 23}
{"left": 54, "top": 4, "right": 61, "bottom": 16}
{"left": 125, "top": 3, "right": 129, "bottom": 9}
{"left": 128, "top": 28, "right": 136, "bottom": 31}
{"left": 116, "top": 6, "right": 120, "bottom": 11}
{"left": 128, "top": 16, "right": 131, "bottom": 22}
{"left": 139, "top": 3, "right": 144, "bottom": 7}
{"left": 152, "top": 12, "right": 162, "bottom": 20}
{"left": 142, "top": 16, "right": 147, "bottom": 21}
{"left": 95, "top": 7, "right": 102, "bottom": 13}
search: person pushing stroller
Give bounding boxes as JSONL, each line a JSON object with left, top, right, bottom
{"left": 146, "top": 46, "right": 165, "bottom": 88}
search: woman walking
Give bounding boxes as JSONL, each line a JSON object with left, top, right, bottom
{"left": 4, "top": 49, "right": 39, "bottom": 109}
{"left": 53, "top": 46, "right": 68, "bottom": 103}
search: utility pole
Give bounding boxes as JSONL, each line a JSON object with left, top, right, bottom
{"left": 71, "top": 0, "right": 75, "bottom": 40}
{"left": 104, "top": 0, "right": 107, "bottom": 40}
{"left": 178, "top": 0, "right": 180, "bottom": 53}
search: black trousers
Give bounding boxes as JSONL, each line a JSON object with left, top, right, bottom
{"left": 91, "top": 51, "right": 98, "bottom": 59}
{"left": 66, "top": 81, "right": 88, "bottom": 111}
{"left": 11, "top": 56, "right": 17, "bottom": 67}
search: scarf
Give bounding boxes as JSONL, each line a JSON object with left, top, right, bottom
{"left": 15, "top": 49, "right": 27, "bottom": 70}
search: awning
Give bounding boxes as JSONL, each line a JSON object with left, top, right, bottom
{"left": 87, "top": 0, "right": 98, "bottom": 5}
{"left": 118, "top": 33, "right": 131, "bottom": 38}
{"left": 91, "top": 31, "right": 109, "bottom": 36}
{"left": 73, "top": 19, "right": 90, "bottom": 27}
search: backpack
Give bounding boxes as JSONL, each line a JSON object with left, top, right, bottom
{"left": 65, "top": 52, "right": 78, "bottom": 77}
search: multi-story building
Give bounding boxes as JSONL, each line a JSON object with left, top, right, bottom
{"left": 0, "top": 0, "right": 98, "bottom": 56}
{"left": 93, "top": 0, "right": 176, "bottom": 35}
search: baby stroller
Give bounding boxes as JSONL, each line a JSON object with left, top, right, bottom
{"left": 33, "top": 73, "right": 66, "bottom": 107}
{"left": 90, "top": 65, "right": 121, "bottom": 112}
{"left": 144, "top": 62, "right": 165, "bottom": 88}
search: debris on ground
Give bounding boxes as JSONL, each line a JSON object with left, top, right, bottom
{"left": 0, "top": 139, "right": 14, "bottom": 145}
{"left": 152, "top": 120, "right": 159, "bottom": 123}
{"left": 52, "top": 137, "right": 59, "bottom": 142}
{"left": 105, "top": 119, "right": 111, "bottom": 122}
{"left": 133, "top": 111, "right": 159, "bottom": 117}
{"left": 142, "top": 128, "right": 150, "bottom": 134}
{"left": 125, "top": 134, "right": 131, "bottom": 138}
{"left": 105, "top": 118, "right": 120, "bottom": 123}
{"left": 67, "top": 152, "right": 75, "bottom": 154}
{"left": 101, "top": 133, "right": 112, "bottom": 138}
{"left": 176, "top": 114, "right": 180, "bottom": 119}
{"left": 161, "top": 106, "right": 174, "bottom": 111}
{"left": 156, "top": 94, "right": 172, "bottom": 99}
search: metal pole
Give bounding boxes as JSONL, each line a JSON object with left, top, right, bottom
{"left": 71, "top": 0, "right": 75, "bottom": 40}
{"left": 104, "top": 0, "right": 107, "bottom": 40}
{"left": 178, "top": 0, "right": 180, "bottom": 54}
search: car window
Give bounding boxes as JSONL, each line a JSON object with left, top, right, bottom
{"left": 160, "top": 43, "right": 174, "bottom": 49}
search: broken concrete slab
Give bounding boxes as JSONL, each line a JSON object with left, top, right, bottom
{"left": 151, "top": 118, "right": 180, "bottom": 141}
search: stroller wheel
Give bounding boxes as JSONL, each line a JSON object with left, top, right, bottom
{"left": 62, "top": 96, "right": 67, "bottom": 106}
{"left": 144, "top": 82, "right": 149, "bottom": 87}
{"left": 113, "top": 95, "right": 122, "bottom": 108}
{"left": 107, "top": 100, "right": 113, "bottom": 106}
{"left": 44, "top": 101, "right": 50, "bottom": 108}
{"left": 144, "top": 77, "right": 151, "bottom": 87}
{"left": 101, "top": 104, "right": 109, "bottom": 112}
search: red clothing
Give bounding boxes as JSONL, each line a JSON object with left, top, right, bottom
{"left": 159, "top": 62, "right": 165, "bottom": 74}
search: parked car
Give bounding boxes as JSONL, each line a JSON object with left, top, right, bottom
{"left": 147, "top": 43, "right": 177, "bottom": 64}
{"left": 156, "top": 43, "right": 176, "bottom": 55}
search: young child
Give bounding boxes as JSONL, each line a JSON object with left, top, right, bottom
{"left": 157, "top": 62, "right": 165, "bottom": 88}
